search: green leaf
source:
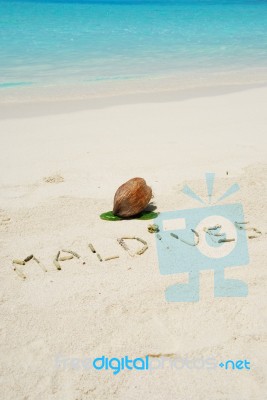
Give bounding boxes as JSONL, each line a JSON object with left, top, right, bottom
{"left": 100, "top": 211, "right": 122, "bottom": 221}
{"left": 100, "top": 210, "right": 159, "bottom": 221}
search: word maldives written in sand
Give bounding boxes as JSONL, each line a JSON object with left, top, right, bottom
{"left": 11, "top": 219, "right": 262, "bottom": 280}
{"left": 11, "top": 237, "right": 149, "bottom": 280}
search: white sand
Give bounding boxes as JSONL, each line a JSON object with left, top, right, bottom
{"left": 0, "top": 86, "right": 266, "bottom": 399}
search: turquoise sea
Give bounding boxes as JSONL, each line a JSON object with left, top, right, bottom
{"left": 0, "top": 0, "right": 267, "bottom": 99}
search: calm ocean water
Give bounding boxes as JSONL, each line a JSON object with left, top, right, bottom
{"left": 0, "top": 0, "right": 267, "bottom": 99}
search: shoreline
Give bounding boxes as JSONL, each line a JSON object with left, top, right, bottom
{"left": 1, "top": 80, "right": 267, "bottom": 119}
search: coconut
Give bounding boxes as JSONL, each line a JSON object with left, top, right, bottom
{"left": 113, "top": 177, "right": 152, "bottom": 218}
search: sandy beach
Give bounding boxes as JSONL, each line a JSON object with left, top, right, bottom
{"left": 0, "top": 85, "right": 267, "bottom": 399}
